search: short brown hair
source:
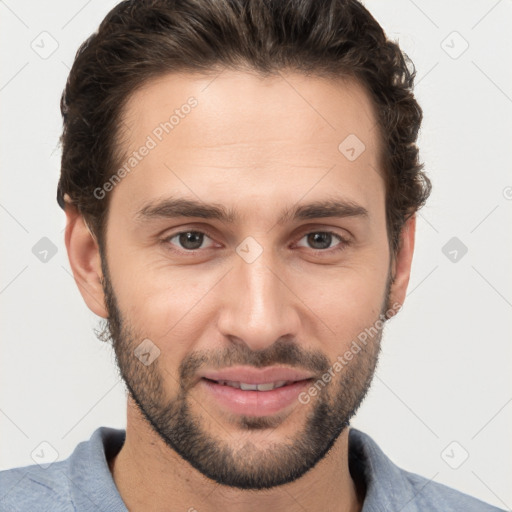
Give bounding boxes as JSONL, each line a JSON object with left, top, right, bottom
{"left": 57, "top": 0, "right": 431, "bottom": 255}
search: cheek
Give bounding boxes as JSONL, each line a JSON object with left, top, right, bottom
{"left": 109, "top": 248, "right": 221, "bottom": 343}
{"left": 298, "top": 262, "right": 389, "bottom": 353}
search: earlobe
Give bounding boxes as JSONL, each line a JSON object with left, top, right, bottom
{"left": 64, "top": 200, "right": 108, "bottom": 318}
{"left": 389, "top": 214, "right": 416, "bottom": 312}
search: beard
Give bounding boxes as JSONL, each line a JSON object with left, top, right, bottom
{"left": 97, "top": 250, "right": 394, "bottom": 490}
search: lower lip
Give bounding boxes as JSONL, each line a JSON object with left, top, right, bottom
{"left": 200, "top": 378, "right": 313, "bottom": 417}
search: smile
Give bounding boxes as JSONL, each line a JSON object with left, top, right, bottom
{"left": 208, "top": 379, "right": 292, "bottom": 391}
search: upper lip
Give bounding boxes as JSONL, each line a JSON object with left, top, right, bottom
{"left": 200, "top": 366, "right": 315, "bottom": 385}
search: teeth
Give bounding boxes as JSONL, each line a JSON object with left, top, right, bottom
{"left": 240, "top": 382, "right": 259, "bottom": 391}
{"left": 217, "top": 380, "right": 290, "bottom": 391}
{"left": 253, "top": 382, "right": 278, "bottom": 391}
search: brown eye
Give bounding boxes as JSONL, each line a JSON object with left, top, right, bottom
{"left": 164, "top": 231, "right": 215, "bottom": 251}
{"left": 296, "top": 231, "right": 347, "bottom": 252}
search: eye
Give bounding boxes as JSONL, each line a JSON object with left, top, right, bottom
{"left": 163, "top": 230, "right": 216, "bottom": 252}
{"left": 295, "top": 231, "right": 349, "bottom": 253}
{"left": 161, "top": 229, "right": 350, "bottom": 256}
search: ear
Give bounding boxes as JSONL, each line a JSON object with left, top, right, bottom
{"left": 64, "top": 199, "right": 108, "bottom": 318}
{"left": 388, "top": 214, "right": 416, "bottom": 313}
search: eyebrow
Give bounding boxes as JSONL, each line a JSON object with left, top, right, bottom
{"left": 134, "top": 196, "right": 369, "bottom": 225}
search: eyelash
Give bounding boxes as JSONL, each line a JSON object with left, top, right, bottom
{"left": 160, "top": 229, "right": 351, "bottom": 256}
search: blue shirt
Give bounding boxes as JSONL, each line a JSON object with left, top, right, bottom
{"left": 0, "top": 426, "right": 505, "bottom": 511}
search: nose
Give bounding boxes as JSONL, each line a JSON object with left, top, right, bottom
{"left": 216, "top": 243, "right": 301, "bottom": 352}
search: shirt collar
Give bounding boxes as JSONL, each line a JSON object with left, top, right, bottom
{"left": 73, "top": 426, "right": 420, "bottom": 512}
{"left": 349, "top": 427, "right": 421, "bottom": 512}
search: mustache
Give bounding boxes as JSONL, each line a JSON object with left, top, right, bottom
{"left": 178, "top": 337, "right": 331, "bottom": 391}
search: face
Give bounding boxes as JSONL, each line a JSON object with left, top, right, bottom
{"left": 87, "top": 70, "right": 406, "bottom": 489}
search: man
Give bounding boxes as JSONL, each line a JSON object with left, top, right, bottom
{"left": 0, "top": 0, "right": 505, "bottom": 510}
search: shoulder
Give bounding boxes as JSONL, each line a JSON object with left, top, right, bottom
{"left": 0, "top": 426, "right": 126, "bottom": 512}
{"left": 0, "top": 460, "right": 72, "bottom": 512}
{"left": 348, "top": 428, "right": 505, "bottom": 512}
{"left": 399, "top": 466, "right": 504, "bottom": 511}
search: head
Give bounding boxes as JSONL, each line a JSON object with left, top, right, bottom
{"left": 61, "top": 0, "right": 430, "bottom": 490}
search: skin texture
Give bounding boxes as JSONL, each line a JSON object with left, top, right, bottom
{"left": 64, "top": 70, "right": 416, "bottom": 512}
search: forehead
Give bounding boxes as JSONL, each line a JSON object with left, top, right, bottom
{"left": 111, "top": 70, "right": 384, "bottom": 222}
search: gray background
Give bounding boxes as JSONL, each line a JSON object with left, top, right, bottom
{"left": 1, "top": 0, "right": 511, "bottom": 509}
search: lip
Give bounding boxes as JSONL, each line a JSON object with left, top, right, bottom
{"left": 198, "top": 366, "right": 315, "bottom": 417}
{"left": 200, "top": 366, "right": 315, "bottom": 385}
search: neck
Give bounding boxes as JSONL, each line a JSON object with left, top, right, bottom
{"left": 109, "top": 398, "right": 364, "bottom": 512}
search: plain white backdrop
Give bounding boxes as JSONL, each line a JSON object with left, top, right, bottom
{"left": 1, "top": 0, "right": 511, "bottom": 509}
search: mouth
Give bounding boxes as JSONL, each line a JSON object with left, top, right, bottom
{"left": 199, "top": 370, "right": 315, "bottom": 417}
{"left": 202, "top": 378, "right": 300, "bottom": 391}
